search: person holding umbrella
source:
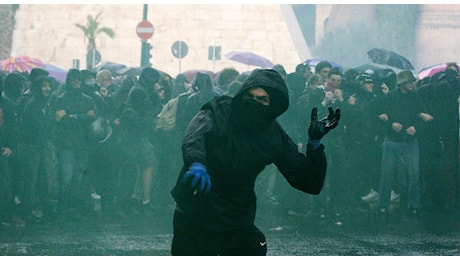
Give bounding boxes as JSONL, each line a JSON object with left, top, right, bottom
{"left": 170, "top": 69, "right": 340, "bottom": 255}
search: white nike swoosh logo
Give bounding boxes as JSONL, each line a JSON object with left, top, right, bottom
{"left": 260, "top": 241, "right": 266, "bottom": 246}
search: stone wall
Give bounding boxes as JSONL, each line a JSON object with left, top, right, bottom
{"left": 415, "top": 4, "right": 460, "bottom": 68}
{"left": 6, "top": 4, "right": 460, "bottom": 76}
{"left": 9, "top": 4, "right": 302, "bottom": 76}
{"left": 0, "top": 5, "right": 15, "bottom": 60}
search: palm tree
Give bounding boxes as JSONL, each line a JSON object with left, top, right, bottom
{"left": 75, "top": 12, "right": 115, "bottom": 68}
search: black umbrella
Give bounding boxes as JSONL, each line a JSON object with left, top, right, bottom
{"left": 97, "top": 61, "right": 127, "bottom": 76}
{"left": 367, "top": 48, "right": 414, "bottom": 70}
{"left": 352, "top": 64, "right": 386, "bottom": 75}
{"left": 182, "top": 69, "right": 216, "bottom": 82}
{"left": 117, "top": 66, "right": 141, "bottom": 77}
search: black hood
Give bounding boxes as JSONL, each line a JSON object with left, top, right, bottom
{"left": 29, "top": 68, "right": 49, "bottom": 85}
{"left": 127, "top": 86, "right": 148, "bottom": 112}
{"left": 139, "top": 67, "right": 160, "bottom": 87}
{"left": 191, "top": 71, "right": 213, "bottom": 92}
{"left": 231, "top": 69, "right": 289, "bottom": 119}
{"left": 65, "top": 69, "right": 81, "bottom": 86}
{"left": 3, "top": 72, "right": 26, "bottom": 100}
{"left": 30, "top": 75, "right": 52, "bottom": 98}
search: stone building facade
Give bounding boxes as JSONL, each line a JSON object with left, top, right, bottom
{"left": 6, "top": 4, "right": 302, "bottom": 76}
{"left": 2, "top": 4, "right": 460, "bottom": 76}
{"left": 0, "top": 5, "right": 16, "bottom": 59}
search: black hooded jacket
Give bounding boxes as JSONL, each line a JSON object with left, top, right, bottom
{"left": 53, "top": 69, "right": 97, "bottom": 150}
{"left": 18, "top": 76, "right": 54, "bottom": 146}
{"left": 118, "top": 86, "right": 156, "bottom": 167}
{"left": 171, "top": 69, "right": 327, "bottom": 232}
{"left": 2, "top": 72, "right": 27, "bottom": 148}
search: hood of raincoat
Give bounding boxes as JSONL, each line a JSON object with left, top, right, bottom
{"left": 29, "top": 68, "right": 49, "bottom": 85}
{"left": 3, "top": 72, "right": 26, "bottom": 100}
{"left": 127, "top": 86, "right": 149, "bottom": 112}
{"left": 231, "top": 69, "right": 289, "bottom": 120}
{"left": 65, "top": 69, "right": 81, "bottom": 87}
{"left": 229, "top": 69, "right": 289, "bottom": 134}
{"left": 139, "top": 67, "right": 160, "bottom": 88}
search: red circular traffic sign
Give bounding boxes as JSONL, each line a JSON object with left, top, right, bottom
{"left": 136, "top": 20, "right": 154, "bottom": 40}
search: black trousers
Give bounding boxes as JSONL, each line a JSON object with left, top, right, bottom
{"left": 171, "top": 209, "right": 267, "bottom": 256}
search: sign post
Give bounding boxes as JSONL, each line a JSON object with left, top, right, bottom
{"left": 208, "top": 45, "right": 221, "bottom": 71}
{"left": 171, "top": 41, "right": 188, "bottom": 73}
{"left": 86, "top": 49, "right": 101, "bottom": 69}
{"left": 136, "top": 20, "right": 154, "bottom": 41}
{"left": 136, "top": 20, "right": 154, "bottom": 67}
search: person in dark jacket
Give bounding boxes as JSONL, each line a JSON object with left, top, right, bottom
{"left": 170, "top": 69, "right": 341, "bottom": 256}
{"left": 416, "top": 72, "right": 460, "bottom": 213}
{"left": 377, "top": 70, "right": 433, "bottom": 215}
{"left": 180, "top": 71, "right": 216, "bottom": 130}
{"left": 16, "top": 75, "right": 55, "bottom": 222}
{"left": 53, "top": 69, "right": 97, "bottom": 217}
{"left": 341, "top": 74, "right": 383, "bottom": 210}
{"left": 0, "top": 74, "right": 24, "bottom": 226}
{"left": 1, "top": 72, "right": 28, "bottom": 225}
{"left": 136, "top": 67, "right": 163, "bottom": 118}
{"left": 118, "top": 86, "right": 156, "bottom": 211}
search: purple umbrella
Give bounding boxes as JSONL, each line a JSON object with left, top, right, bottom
{"left": 224, "top": 51, "right": 273, "bottom": 69}
{"left": 44, "top": 63, "right": 67, "bottom": 82}
{"left": 417, "top": 63, "right": 447, "bottom": 80}
{"left": 304, "top": 58, "right": 344, "bottom": 71}
{"left": 0, "top": 56, "right": 45, "bottom": 73}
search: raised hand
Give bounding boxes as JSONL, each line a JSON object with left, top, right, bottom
{"left": 308, "top": 107, "right": 341, "bottom": 141}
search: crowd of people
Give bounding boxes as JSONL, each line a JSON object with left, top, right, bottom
{"left": 0, "top": 59, "right": 459, "bottom": 229}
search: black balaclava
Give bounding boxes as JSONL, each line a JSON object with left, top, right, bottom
{"left": 444, "top": 68, "right": 460, "bottom": 87}
{"left": 139, "top": 67, "right": 160, "bottom": 88}
{"left": 65, "top": 69, "right": 82, "bottom": 95}
{"left": 127, "top": 86, "right": 148, "bottom": 112}
{"left": 29, "top": 68, "right": 49, "bottom": 85}
{"left": 3, "top": 72, "right": 26, "bottom": 101}
{"left": 80, "top": 69, "right": 97, "bottom": 91}
{"left": 230, "top": 69, "right": 289, "bottom": 134}
{"left": 190, "top": 72, "right": 214, "bottom": 104}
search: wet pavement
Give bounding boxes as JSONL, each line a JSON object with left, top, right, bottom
{"left": 0, "top": 199, "right": 459, "bottom": 256}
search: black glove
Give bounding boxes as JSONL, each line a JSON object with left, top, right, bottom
{"left": 308, "top": 107, "right": 341, "bottom": 146}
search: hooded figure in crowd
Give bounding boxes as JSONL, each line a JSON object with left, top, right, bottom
{"left": 53, "top": 69, "right": 97, "bottom": 215}
{"left": 170, "top": 69, "right": 341, "bottom": 256}
{"left": 16, "top": 75, "right": 55, "bottom": 222}
{"left": 136, "top": 67, "right": 163, "bottom": 117}
{"left": 118, "top": 86, "right": 156, "bottom": 209}
{"left": 0, "top": 72, "right": 28, "bottom": 226}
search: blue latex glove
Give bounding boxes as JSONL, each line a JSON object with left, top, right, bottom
{"left": 182, "top": 162, "right": 211, "bottom": 193}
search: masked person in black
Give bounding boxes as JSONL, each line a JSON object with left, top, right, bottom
{"left": 54, "top": 69, "right": 97, "bottom": 218}
{"left": 170, "top": 69, "right": 341, "bottom": 256}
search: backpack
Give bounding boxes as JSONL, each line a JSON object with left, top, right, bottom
{"left": 156, "top": 96, "right": 180, "bottom": 131}
{"left": 156, "top": 92, "right": 192, "bottom": 131}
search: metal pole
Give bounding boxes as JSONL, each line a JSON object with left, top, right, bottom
{"left": 92, "top": 49, "right": 96, "bottom": 69}
{"left": 143, "top": 4, "right": 148, "bottom": 20}
{"left": 178, "top": 42, "right": 182, "bottom": 73}
{"left": 212, "top": 44, "right": 216, "bottom": 72}
{"left": 140, "top": 4, "right": 148, "bottom": 67}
